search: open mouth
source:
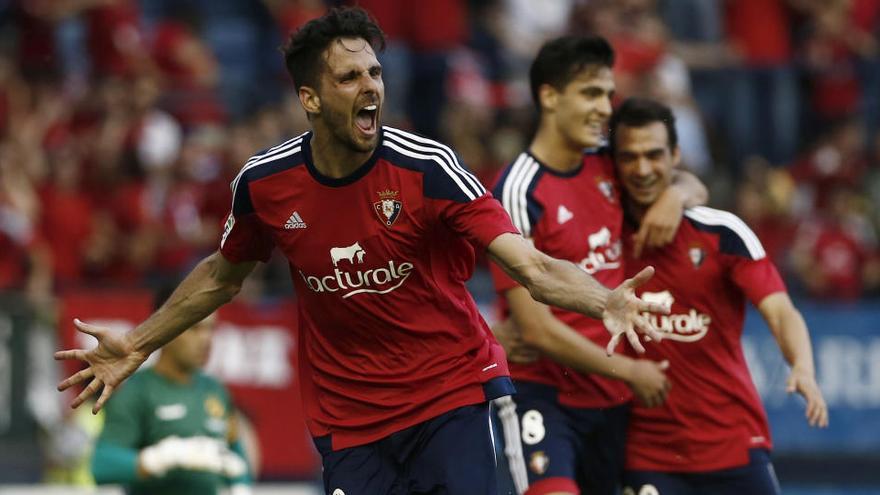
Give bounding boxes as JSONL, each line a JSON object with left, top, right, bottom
{"left": 355, "top": 104, "right": 378, "bottom": 136}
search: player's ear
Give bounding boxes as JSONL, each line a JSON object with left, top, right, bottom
{"left": 538, "top": 84, "right": 558, "bottom": 112}
{"left": 299, "top": 86, "right": 321, "bottom": 114}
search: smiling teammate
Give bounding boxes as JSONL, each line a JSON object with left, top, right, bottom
{"left": 609, "top": 97, "right": 828, "bottom": 495}
{"left": 491, "top": 36, "right": 707, "bottom": 495}
{"left": 55, "top": 8, "right": 669, "bottom": 494}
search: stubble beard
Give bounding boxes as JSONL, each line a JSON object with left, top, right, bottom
{"left": 326, "top": 108, "right": 377, "bottom": 154}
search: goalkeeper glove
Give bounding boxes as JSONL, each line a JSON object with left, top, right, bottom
{"left": 139, "top": 435, "right": 243, "bottom": 477}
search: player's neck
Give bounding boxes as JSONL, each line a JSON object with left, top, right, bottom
{"left": 310, "top": 127, "right": 375, "bottom": 179}
{"left": 154, "top": 356, "right": 195, "bottom": 384}
{"left": 529, "top": 126, "right": 584, "bottom": 173}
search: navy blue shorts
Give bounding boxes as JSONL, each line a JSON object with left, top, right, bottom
{"left": 313, "top": 402, "right": 498, "bottom": 495}
{"left": 496, "top": 381, "right": 630, "bottom": 495}
{"left": 622, "top": 449, "right": 780, "bottom": 495}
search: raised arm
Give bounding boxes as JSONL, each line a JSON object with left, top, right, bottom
{"left": 505, "top": 287, "right": 670, "bottom": 406}
{"left": 632, "top": 169, "right": 708, "bottom": 258}
{"left": 487, "top": 232, "right": 666, "bottom": 354}
{"left": 56, "top": 252, "right": 256, "bottom": 412}
{"left": 757, "top": 292, "right": 828, "bottom": 428}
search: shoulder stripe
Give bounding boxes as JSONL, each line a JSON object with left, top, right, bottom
{"left": 231, "top": 132, "right": 307, "bottom": 194}
{"left": 229, "top": 133, "right": 308, "bottom": 214}
{"left": 244, "top": 132, "right": 307, "bottom": 167}
{"left": 383, "top": 139, "right": 479, "bottom": 201}
{"left": 685, "top": 206, "right": 766, "bottom": 259}
{"left": 501, "top": 153, "right": 540, "bottom": 237}
{"left": 383, "top": 126, "right": 486, "bottom": 196}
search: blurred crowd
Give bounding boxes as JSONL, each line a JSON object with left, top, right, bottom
{"left": 1, "top": 0, "right": 880, "bottom": 304}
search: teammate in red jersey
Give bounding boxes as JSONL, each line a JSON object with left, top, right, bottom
{"left": 490, "top": 36, "right": 707, "bottom": 495}
{"left": 54, "top": 8, "right": 669, "bottom": 494}
{"left": 610, "top": 97, "right": 828, "bottom": 495}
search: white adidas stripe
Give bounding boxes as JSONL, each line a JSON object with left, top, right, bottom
{"left": 230, "top": 142, "right": 304, "bottom": 213}
{"left": 685, "top": 206, "right": 766, "bottom": 259}
{"left": 244, "top": 133, "right": 305, "bottom": 166}
{"left": 232, "top": 132, "right": 308, "bottom": 194}
{"left": 501, "top": 153, "right": 540, "bottom": 237}
{"left": 383, "top": 126, "right": 485, "bottom": 196}
{"left": 494, "top": 396, "right": 528, "bottom": 495}
{"left": 501, "top": 154, "right": 529, "bottom": 235}
{"left": 382, "top": 139, "right": 479, "bottom": 201}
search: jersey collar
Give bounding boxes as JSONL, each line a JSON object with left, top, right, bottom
{"left": 302, "top": 129, "right": 385, "bottom": 187}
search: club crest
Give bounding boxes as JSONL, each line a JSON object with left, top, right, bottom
{"left": 688, "top": 244, "right": 705, "bottom": 268}
{"left": 595, "top": 176, "right": 616, "bottom": 203}
{"left": 374, "top": 189, "right": 402, "bottom": 227}
{"left": 204, "top": 395, "right": 226, "bottom": 418}
{"left": 529, "top": 451, "right": 549, "bottom": 475}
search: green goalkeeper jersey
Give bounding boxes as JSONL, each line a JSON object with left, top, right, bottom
{"left": 93, "top": 368, "right": 239, "bottom": 495}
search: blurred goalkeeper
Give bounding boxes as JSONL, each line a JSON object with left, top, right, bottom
{"left": 90, "top": 288, "right": 252, "bottom": 495}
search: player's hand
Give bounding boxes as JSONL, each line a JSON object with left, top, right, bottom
{"left": 55, "top": 319, "right": 150, "bottom": 413}
{"left": 632, "top": 187, "right": 684, "bottom": 258}
{"left": 603, "top": 266, "right": 667, "bottom": 355}
{"left": 787, "top": 366, "right": 828, "bottom": 428}
{"left": 626, "top": 359, "right": 671, "bottom": 408}
{"left": 491, "top": 318, "right": 540, "bottom": 364}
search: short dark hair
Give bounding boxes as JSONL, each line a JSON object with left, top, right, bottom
{"left": 282, "top": 7, "right": 386, "bottom": 91}
{"left": 529, "top": 35, "right": 615, "bottom": 110}
{"left": 608, "top": 97, "right": 678, "bottom": 154}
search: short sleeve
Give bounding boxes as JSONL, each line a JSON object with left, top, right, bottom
{"left": 382, "top": 128, "right": 519, "bottom": 249}
{"left": 685, "top": 207, "right": 787, "bottom": 305}
{"left": 219, "top": 175, "right": 274, "bottom": 263}
{"left": 98, "top": 377, "right": 144, "bottom": 448}
{"left": 730, "top": 256, "right": 787, "bottom": 305}
{"left": 436, "top": 194, "right": 520, "bottom": 251}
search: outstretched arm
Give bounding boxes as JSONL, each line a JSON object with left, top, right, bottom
{"left": 56, "top": 252, "right": 256, "bottom": 412}
{"left": 758, "top": 292, "right": 828, "bottom": 428}
{"left": 487, "top": 233, "right": 666, "bottom": 354}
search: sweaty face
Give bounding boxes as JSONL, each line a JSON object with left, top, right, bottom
{"left": 551, "top": 66, "right": 615, "bottom": 149}
{"left": 614, "top": 122, "right": 679, "bottom": 207}
{"left": 165, "top": 314, "right": 215, "bottom": 372}
{"left": 316, "top": 37, "right": 384, "bottom": 153}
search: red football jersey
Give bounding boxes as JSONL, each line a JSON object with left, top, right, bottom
{"left": 220, "top": 127, "right": 517, "bottom": 450}
{"left": 489, "top": 149, "right": 632, "bottom": 409}
{"left": 623, "top": 206, "right": 785, "bottom": 472}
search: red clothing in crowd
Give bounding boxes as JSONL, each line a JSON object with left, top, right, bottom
{"left": 354, "top": 0, "right": 467, "bottom": 50}
{"left": 725, "top": 0, "right": 792, "bottom": 66}
{"left": 38, "top": 184, "right": 94, "bottom": 286}
{"left": 86, "top": 0, "right": 145, "bottom": 78}
{"left": 797, "top": 220, "right": 870, "bottom": 300}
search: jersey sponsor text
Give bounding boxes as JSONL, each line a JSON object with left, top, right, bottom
{"left": 640, "top": 291, "right": 711, "bottom": 342}
{"left": 299, "top": 241, "right": 414, "bottom": 298}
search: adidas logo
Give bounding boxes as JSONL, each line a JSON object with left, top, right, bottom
{"left": 284, "top": 211, "right": 307, "bottom": 229}
{"left": 558, "top": 205, "right": 574, "bottom": 224}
